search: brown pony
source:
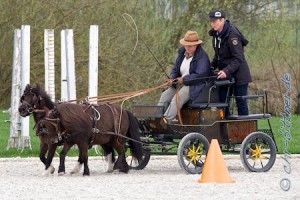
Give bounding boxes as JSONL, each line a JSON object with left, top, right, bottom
{"left": 18, "top": 84, "right": 116, "bottom": 175}
{"left": 40, "top": 102, "right": 143, "bottom": 175}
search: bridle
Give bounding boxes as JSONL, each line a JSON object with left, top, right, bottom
{"left": 20, "top": 88, "right": 46, "bottom": 114}
{"left": 39, "top": 116, "right": 65, "bottom": 142}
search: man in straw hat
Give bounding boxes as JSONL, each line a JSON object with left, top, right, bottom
{"left": 208, "top": 9, "right": 252, "bottom": 116}
{"left": 158, "top": 30, "right": 211, "bottom": 124}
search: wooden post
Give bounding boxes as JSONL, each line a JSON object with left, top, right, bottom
{"left": 7, "top": 29, "right": 22, "bottom": 149}
{"left": 44, "top": 29, "right": 55, "bottom": 102}
{"left": 65, "top": 29, "right": 76, "bottom": 102}
{"left": 60, "top": 30, "right": 68, "bottom": 101}
{"left": 88, "top": 25, "right": 99, "bottom": 104}
{"left": 20, "top": 25, "right": 31, "bottom": 149}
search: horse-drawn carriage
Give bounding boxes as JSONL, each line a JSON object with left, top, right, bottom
{"left": 129, "top": 78, "right": 277, "bottom": 174}
{"left": 18, "top": 77, "right": 277, "bottom": 175}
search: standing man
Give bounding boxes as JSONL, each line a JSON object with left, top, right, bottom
{"left": 208, "top": 9, "right": 252, "bottom": 116}
{"left": 158, "top": 30, "right": 211, "bottom": 124}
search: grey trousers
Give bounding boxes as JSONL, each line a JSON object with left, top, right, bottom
{"left": 157, "top": 86, "right": 190, "bottom": 120}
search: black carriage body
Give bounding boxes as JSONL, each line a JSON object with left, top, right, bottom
{"left": 133, "top": 105, "right": 270, "bottom": 148}
{"left": 132, "top": 78, "right": 277, "bottom": 173}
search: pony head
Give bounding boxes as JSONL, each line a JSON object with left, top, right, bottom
{"left": 18, "top": 84, "right": 45, "bottom": 117}
{"left": 39, "top": 107, "right": 63, "bottom": 144}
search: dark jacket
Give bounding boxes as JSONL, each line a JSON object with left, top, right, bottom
{"left": 209, "top": 20, "right": 252, "bottom": 85}
{"left": 170, "top": 45, "right": 211, "bottom": 101}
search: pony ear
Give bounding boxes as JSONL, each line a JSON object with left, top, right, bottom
{"left": 24, "top": 84, "right": 31, "bottom": 93}
{"left": 25, "top": 84, "right": 31, "bottom": 90}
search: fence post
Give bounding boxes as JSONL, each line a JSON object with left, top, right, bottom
{"left": 65, "top": 29, "right": 76, "bottom": 101}
{"left": 44, "top": 29, "right": 55, "bottom": 102}
{"left": 88, "top": 25, "right": 99, "bottom": 104}
{"left": 7, "top": 29, "right": 22, "bottom": 149}
{"left": 20, "top": 25, "right": 31, "bottom": 149}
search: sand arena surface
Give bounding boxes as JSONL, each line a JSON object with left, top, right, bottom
{"left": 0, "top": 155, "right": 299, "bottom": 200}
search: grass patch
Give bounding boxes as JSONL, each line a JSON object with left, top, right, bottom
{"left": 1, "top": 109, "right": 299, "bottom": 158}
{"left": 0, "top": 110, "right": 104, "bottom": 158}
{"left": 258, "top": 115, "right": 299, "bottom": 154}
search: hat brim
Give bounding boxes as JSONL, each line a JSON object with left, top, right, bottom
{"left": 209, "top": 17, "right": 222, "bottom": 21}
{"left": 180, "top": 38, "right": 203, "bottom": 46}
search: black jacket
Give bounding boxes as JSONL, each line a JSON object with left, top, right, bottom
{"left": 170, "top": 45, "right": 211, "bottom": 101}
{"left": 209, "top": 20, "right": 252, "bottom": 85}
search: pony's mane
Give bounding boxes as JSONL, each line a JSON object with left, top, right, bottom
{"left": 23, "top": 84, "right": 32, "bottom": 95}
{"left": 32, "top": 85, "right": 55, "bottom": 109}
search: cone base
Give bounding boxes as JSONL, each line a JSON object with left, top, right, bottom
{"left": 198, "top": 178, "right": 235, "bottom": 184}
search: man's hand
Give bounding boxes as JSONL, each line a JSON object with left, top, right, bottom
{"left": 217, "top": 70, "right": 227, "bottom": 79}
{"left": 176, "top": 77, "right": 183, "bottom": 85}
{"left": 166, "top": 79, "right": 174, "bottom": 86}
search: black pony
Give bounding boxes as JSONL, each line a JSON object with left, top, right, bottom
{"left": 19, "top": 84, "right": 58, "bottom": 174}
{"left": 40, "top": 101, "right": 143, "bottom": 175}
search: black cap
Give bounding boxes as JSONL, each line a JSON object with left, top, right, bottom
{"left": 209, "top": 9, "right": 226, "bottom": 20}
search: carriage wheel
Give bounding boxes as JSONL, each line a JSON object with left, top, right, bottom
{"left": 126, "top": 149, "right": 151, "bottom": 170}
{"left": 177, "top": 132, "right": 209, "bottom": 174}
{"left": 240, "top": 132, "right": 276, "bottom": 172}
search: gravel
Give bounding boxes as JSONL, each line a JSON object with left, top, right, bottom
{"left": 0, "top": 155, "right": 299, "bottom": 200}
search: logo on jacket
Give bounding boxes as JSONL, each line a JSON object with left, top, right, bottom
{"left": 232, "top": 39, "right": 238, "bottom": 45}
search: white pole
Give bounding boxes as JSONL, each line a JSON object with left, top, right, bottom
{"left": 65, "top": 29, "right": 76, "bottom": 102}
{"left": 60, "top": 30, "right": 68, "bottom": 101}
{"left": 88, "top": 25, "right": 99, "bottom": 104}
{"left": 20, "top": 25, "right": 31, "bottom": 149}
{"left": 7, "top": 29, "right": 22, "bottom": 149}
{"left": 44, "top": 29, "right": 55, "bottom": 102}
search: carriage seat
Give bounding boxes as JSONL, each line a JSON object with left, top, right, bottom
{"left": 226, "top": 113, "right": 271, "bottom": 120}
{"left": 187, "top": 102, "right": 228, "bottom": 109}
{"left": 184, "top": 80, "right": 228, "bottom": 109}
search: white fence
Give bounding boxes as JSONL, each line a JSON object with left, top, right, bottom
{"left": 5, "top": 25, "right": 99, "bottom": 149}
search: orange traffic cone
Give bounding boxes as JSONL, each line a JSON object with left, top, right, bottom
{"left": 198, "top": 139, "right": 235, "bottom": 183}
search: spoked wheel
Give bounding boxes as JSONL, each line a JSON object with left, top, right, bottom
{"left": 126, "top": 149, "right": 151, "bottom": 170}
{"left": 177, "top": 132, "right": 209, "bottom": 174}
{"left": 240, "top": 132, "right": 276, "bottom": 172}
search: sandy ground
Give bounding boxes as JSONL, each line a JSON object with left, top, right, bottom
{"left": 0, "top": 155, "right": 299, "bottom": 200}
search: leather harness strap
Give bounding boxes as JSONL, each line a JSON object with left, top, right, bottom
{"left": 175, "top": 87, "right": 183, "bottom": 125}
{"left": 106, "top": 104, "right": 121, "bottom": 135}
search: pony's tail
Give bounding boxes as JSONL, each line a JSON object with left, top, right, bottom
{"left": 126, "top": 110, "right": 143, "bottom": 162}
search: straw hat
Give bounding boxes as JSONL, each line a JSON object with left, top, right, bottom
{"left": 180, "top": 31, "right": 203, "bottom": 46}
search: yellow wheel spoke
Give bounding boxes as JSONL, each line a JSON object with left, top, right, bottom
{"left": 187, "top": 144, "right": 203, "bottom": 165}
{"left": 250, "top": 144, "right": 269, "bottom": 162}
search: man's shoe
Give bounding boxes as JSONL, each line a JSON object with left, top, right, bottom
{"left": 162, "top": 117, "right": 168, "bottom": 124}
{"left": 162, "top": 117, "right": 178, "bottom": 125}
{"left": 170, "top": 118, "right": 178, "bottom": 124}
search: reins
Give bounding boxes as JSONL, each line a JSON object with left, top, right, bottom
{"left": 28, "top": 82, "right": 169, "bottom": 146}
{"left": 64, "top": 82, "right": 168, "bottom": 104}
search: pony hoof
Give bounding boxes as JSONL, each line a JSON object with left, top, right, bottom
{"left": 42, "top": 170, "right": 51, "bottom": 176}
{"left": 58, "top": 172, "right": 65, "bottom": 176}
{"left": 70, "top": 162, "right": 82, "bottom": 174}
{"left": 49, "top": 165, "right": 55, "bottom": 174}
{"left": 83, "top": 172, "right": 90, "bottom": 176}
{"left": 106, "top": 169, "right": 114, "bottom": 173}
